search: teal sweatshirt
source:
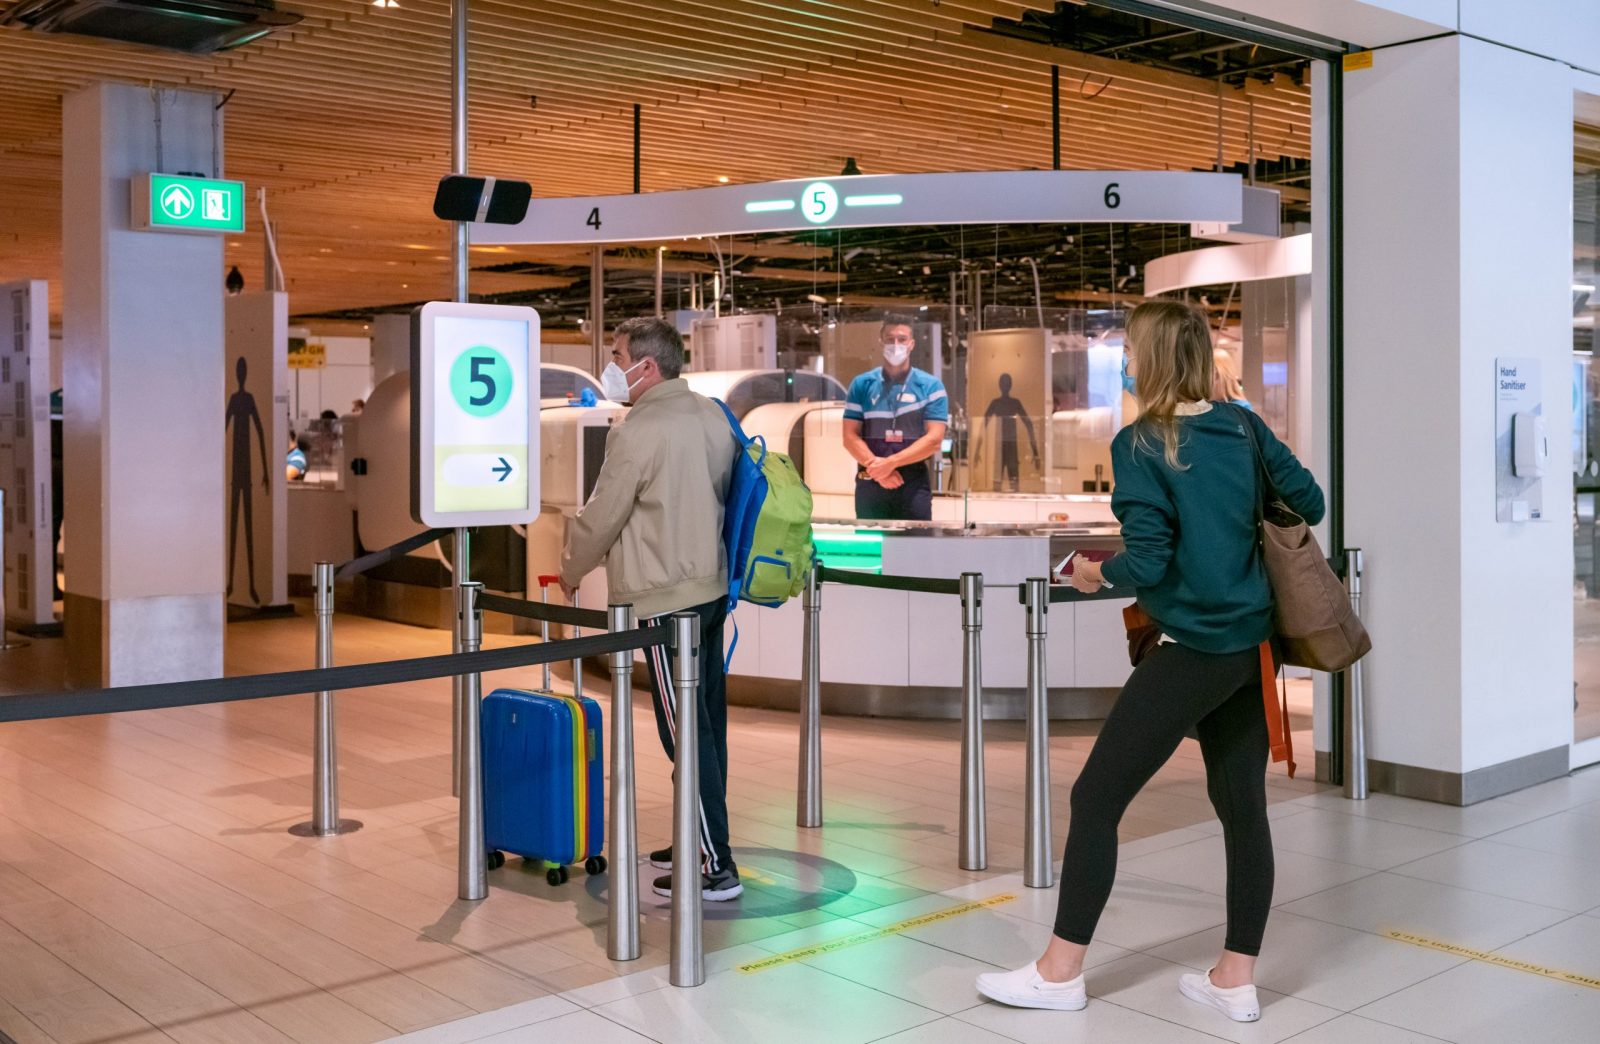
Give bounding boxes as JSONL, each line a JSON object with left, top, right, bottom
{"left": 1099, "top": 404, "right": 1326, "bottom": 655}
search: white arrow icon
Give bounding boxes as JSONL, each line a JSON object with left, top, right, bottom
{"left": 160, "top": 184, "right": 195, "bottom": 220}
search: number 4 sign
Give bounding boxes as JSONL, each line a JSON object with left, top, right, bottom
{"left": 410, "top": 301, "right": 541, "bottom": 527}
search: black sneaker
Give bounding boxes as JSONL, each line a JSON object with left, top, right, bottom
{"left": 652, "top": 867, "right": 742, "bottom": 901}
{"left": 649, "top": 846, "right": 672, "bottom": 869}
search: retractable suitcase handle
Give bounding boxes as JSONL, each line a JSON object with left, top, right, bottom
{"left": 537, "top": 575, "right": 559, "bottom": 690}
{"left": 534, "top": 575, "right": 581, "bottom": 696}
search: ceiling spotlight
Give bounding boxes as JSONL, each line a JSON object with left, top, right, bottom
{"left": 840, "top": 157, "right": 862, "bottom": 176}
{"left": 717, "top": 175, "right": 730, "bottom": 184}
{"left": 371, "top": 0, "right": 400, "bottom": 8}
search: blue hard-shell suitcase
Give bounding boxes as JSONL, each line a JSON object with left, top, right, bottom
{"left": 481, "top": 687, "right": 606, "bottom": 885}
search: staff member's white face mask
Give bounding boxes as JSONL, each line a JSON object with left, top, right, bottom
{"left": 882, "top": 331, "right": 914, "bottom": 368}
{"left": 600, "top": 358, "right": 646, "bottom": 402}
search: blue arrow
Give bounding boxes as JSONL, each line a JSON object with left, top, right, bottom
{"left": 492, "top": 457, "right": 513, "bottom": 483}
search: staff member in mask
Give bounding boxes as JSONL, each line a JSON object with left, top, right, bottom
{"left": 841, "top": 316, "right": 949, "bottom": 521}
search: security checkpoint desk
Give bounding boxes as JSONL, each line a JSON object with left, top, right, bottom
{"left": 723, "top": 521, "right": 1135, "bottom": 720}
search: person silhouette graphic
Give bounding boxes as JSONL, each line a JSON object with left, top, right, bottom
{"left": 983, "top": 372, "right": 1040, "bottom": 492}
{"left": 224, "top": 356, "right": 270, "bottom": 604}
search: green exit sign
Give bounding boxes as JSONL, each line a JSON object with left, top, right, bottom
{"left": 131, "top": 173, "right": 246, "bottom": 234}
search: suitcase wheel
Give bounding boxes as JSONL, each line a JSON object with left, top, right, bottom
{"left": 545, "top": 865, "right": 569, "bottom": 886}
{"left": 585, "top": 856, "right": 607, "bottom": 876}
{"left": 487, "top": 850, "right": 505, "bottom": 870}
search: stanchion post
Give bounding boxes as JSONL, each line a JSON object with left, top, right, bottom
{"left": 797, "top": 562, "right": 823, "bottom": 828}
{"left": 1022, "top": 577, "right": 1053, "bottom": 889}
{"left": 669, "top": 611, "right": 704, "bottom": 987}
{"left": 958, "top": 572, "right": 987, "bottom": 870}
{"left": 290, "top": 562, "right": 361, "bottom": 838}
{"left": 457, "top": 581, "right": 487, "bottom": 901}
{"left": 607, "top": 603, "right": 640, "bottom": 962}
{"left": 451, "top": 526, "right": 471, "bottom": 798}
{"left": 1344, "top": 548, "right": 1369, "bottom": 800}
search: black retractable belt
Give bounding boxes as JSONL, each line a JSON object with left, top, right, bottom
{"left": 336, "top": 528, "right": 450, "bottom": 580}
{"left": 0, "top": 625, "right": 670, "bottom": 725}
{"left": 816, "top": 566, "right": 962, "bottom": 597}
{"left": 477, "top": 591, "right": 608, "bottom": 631}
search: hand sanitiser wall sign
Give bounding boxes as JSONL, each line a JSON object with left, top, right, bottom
{"left": 1495, "top": 357, "right": 1548, "bottom": 522}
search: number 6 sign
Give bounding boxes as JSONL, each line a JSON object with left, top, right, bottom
{"left": 411, "top": 301, "right": 541, "bottom": 526}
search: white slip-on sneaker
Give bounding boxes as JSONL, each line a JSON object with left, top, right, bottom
{"left": 1178, "top": 970, "right": 1261, "bottom": 1022}
{"left": 974, "top": 962, "right": 1087, "bottom": 1011}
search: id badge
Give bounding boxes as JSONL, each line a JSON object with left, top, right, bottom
{"left": 884, "top": 430, "right": 905, "bottom": 444}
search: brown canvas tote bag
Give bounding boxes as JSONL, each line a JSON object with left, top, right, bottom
{"left": 1236, "top": 406, "right": 1372, "bottom": 673}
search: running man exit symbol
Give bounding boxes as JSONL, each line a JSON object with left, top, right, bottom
{"left": 160, "top": 183, "right": 195, "bottom": 220}
{"left": 202, "top": 189, "right": 231, "bottom": 222}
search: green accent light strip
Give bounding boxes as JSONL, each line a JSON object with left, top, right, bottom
{"left": 744, "top": 199, "right": 796, "bottom": 213}
{"left": 843, "top": 194, "right": 903, "bottom": 207}
{"left": 812, "top": 526, "right": 884, "bottom": 574}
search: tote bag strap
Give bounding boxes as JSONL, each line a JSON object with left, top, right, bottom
{"left": 1232, "top": 403, "right": 1276, "bottom": 521}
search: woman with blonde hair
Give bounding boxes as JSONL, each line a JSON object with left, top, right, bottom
{"left": 975, "top": 298, "right": 1324, "bottom": 1024}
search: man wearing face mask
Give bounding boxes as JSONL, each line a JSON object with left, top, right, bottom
{"left": 561, "top": 316, "right": 744, "bottom": 902}
{"left": 842, "top": 316, "right": 949, "bottom": 521}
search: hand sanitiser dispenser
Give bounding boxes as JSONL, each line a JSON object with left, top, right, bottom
{"left": 1512, "top": 412, "right": 1549, "bottom": 478}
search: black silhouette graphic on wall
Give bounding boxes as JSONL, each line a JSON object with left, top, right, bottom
{"left": 983, "top": 372, "right": 1040, "bottom": 492}
{"left": 225, "top": 357, "right": 270, "bottom": 603}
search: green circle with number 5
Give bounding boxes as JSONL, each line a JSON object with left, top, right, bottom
{"left": 450, "top": 346, "right": 513, "bottom": 417}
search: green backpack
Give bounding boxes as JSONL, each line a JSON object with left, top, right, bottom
{"left": 714, "top": 399, "right": 814, "bottom": 608}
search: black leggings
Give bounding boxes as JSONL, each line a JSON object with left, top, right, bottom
{"left": 1053, "top": 642, "right": 1273, "bottom": 956}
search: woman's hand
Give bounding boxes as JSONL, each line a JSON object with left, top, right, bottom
{"left": 1069, "top": 557, "right": 1104, "bottom": 594}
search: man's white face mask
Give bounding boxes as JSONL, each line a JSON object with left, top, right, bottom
{"left": 882, "top": 336, "right": 913, "bottom": 368}
{"left": 600, "top": 358, "right": 646, "bottom": 402}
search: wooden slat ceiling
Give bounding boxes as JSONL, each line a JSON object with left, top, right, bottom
{"left": 0, "top": 0, "right": 1312, "bottom": 325}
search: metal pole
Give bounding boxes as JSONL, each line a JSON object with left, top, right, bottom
{"left": 1051, "top": 65, "right": 1061, "bottom": 171}
{"left": 797, "top": 563, "right": 823, "bottom": 828}
{"left": 590, "top": 247, "right": 606, "bottom": 376}
{"left": 451, "top": 527, "right": 471, "bottom": 797}
{"left": 290, "top": 563, "right": 361, "bottom": 837}
{"left": 443, "top": 0, "right": 471, "bottom": 744}
{"left": 632, "top": 103, "right": 641, "bottom": 195}
{"left": 607, "top": 604, "right": 639, "bottom": 961}
{"left": 654, "top": 248, "right": 665, "bottom": 318}
{"left": 958, "top": 572, "right": 986, "bottom": 870}
{"left": 450, "top": 0, "right": 469, "bottom": 304}
{"left": 1022, "top": 577, "right": 1052, "bottom": 889}
{"left": 669, "top": 612, "right": 704, "bottom": 987}
{"left": 457, "top": 581, "right": 487, "bottom": 901}
{"left": 1344, "top": 548, "right": 1369, "bottom": 800}
{"left": 1215, "top": 75, "right": 1226, "bottom": 172}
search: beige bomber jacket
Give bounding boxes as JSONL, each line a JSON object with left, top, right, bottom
{"left": 558, "top": 378, "right": 736, "bottom": 620}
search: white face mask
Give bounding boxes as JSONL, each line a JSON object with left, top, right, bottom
{"left": 882, "top": 343, "right": 911, "bottom": 367}
{"left": 600, "top": 358, "right": 646, "bottom": 402}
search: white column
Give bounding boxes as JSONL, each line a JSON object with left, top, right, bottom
{"left": 63, "top": 82, "right": 226, "bottom": 686}
{"left": 1343, "top": 36, "right": 1574, "bottom": 801}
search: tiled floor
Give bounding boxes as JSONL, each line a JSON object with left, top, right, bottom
{"left": 399, "top": 770, "right": 1600, "bottom": 1044}
{"left": 0, "top": 605, "right": 1594, "bottom": 1043}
